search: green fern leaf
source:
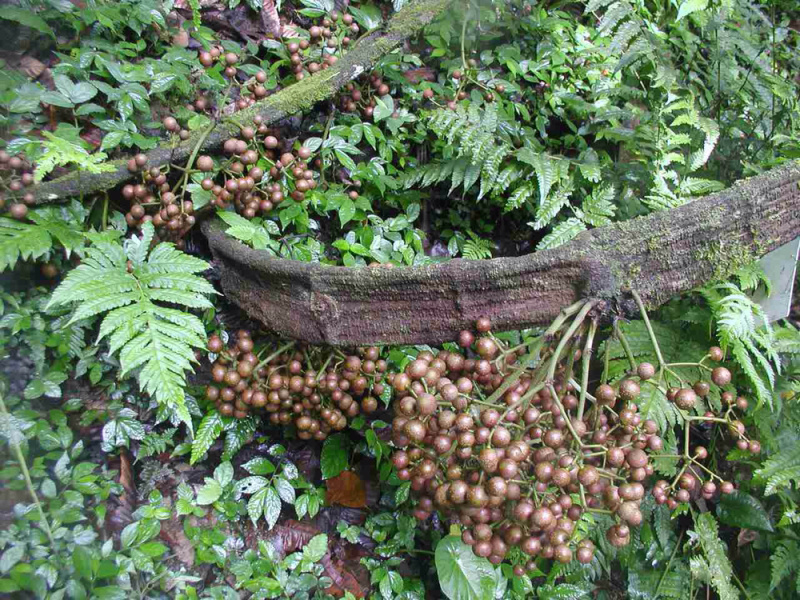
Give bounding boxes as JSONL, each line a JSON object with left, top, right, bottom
{"left": 609, "top": 19, "right": 641, "bottom": 54}
{"left": 222, "top": 416, "right": 258, "bottom": 461}
{"left": 535, "top": 218, "right": 586, "bottom": 251}
{"left": 581, "top": 185, "right": 617, "bottom": 227}
{"left": 505, "top": 183, "right": 535, "bottom": 213}
{"left": 755, "top": 445, "right": 800, "bottom": 495}
{"left": 493, "top": 165, "right": 523, "bottom": 195}
{"left": 731, "top": 340, "right": 772, "bottom": 408}
{"left": 462, "top": 231, "right": 493, "bottom": 260}
{"left": 137, "top": 428, "right": 177, "bottom": 462}
{"left": 531, "top": 185, "right": 574, "bottom": 230}
{"left": 47, "top": 222, "right": 213, "bottom": 431}
{"left": 585, "top": 0, "right": 618, "bottom": 12}
{"left": 34, "top": 131, "right": 115, "bottom": 183}
{"left": 0, "top": 218, "right": 53, "bottom": 271}
{"left": 770, "top": 541, "right": 799, "bottom": 591}
{"left": 690, "top": 513, "right": 739, "bottom": 600}
{"left": 517, "top": 150, "right": 559, "bottom": 206}
{"left": 191, "top": 410, "right": 226, "bottom": 465}
{"left": 597, "top": 1, "right": 633, "bottom": 34}
{"left": 0, "top": 203, "right": 85, "bottom": 271}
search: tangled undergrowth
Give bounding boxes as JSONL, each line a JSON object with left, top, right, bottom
{"left": 0, "top": 0, "right": 800, "bottom": 599}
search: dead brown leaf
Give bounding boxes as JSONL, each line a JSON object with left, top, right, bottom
{"left": 158, "top": 496, "right": 196, "bottom": 566}
{"left": 19, "top": 56, "right": 47, "bottom": 79}
{"left": 326, "top": 470, "right": 367, "bottom": 508}
{"left": 737, "top": 528, "right": 759, "bottom": 547}
{"left": 403, "top": 67, "right": 436, "bottom": 84}
{"left": 261, "top": 0, "right": 282, "bottom": 37}
{"left": 322, "top": 552, "right": 370, "bottom": 598}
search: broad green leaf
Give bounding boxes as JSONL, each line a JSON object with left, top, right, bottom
{"left": 0, "top": 546, "right": 24, "bottom": 574}
{"left": 717, "top": 491, "right": 773, "bottom": 532}
{"left": 196, "top": 477, "right": 223, "bottom": 505}
{"left": 435, "top": 536, "right": 495, "bottom": 600}
{"left": 263, "top": 486, "right": 281, "bottom": 529}
{"left": 302, "top": 534, "right": 328, "bottom": 562}
{"left": 214, "top": 461, "right": 234, "bottom": 487}
{"left": 0, "top": 7, "right": 54, "bottom": 37}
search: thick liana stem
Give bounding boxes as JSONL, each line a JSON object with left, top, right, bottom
{"left": 206, "top": 162, "right": 800, "bottom": 346}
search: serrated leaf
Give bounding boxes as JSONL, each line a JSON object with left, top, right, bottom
{"left": 191, "top": 411, "right": 224, "bottom": 464}
{"left": 263, "top": 486, "right": 281, "bottom": 530}
{"left": 321, "top": 433, "right": 349, "bottom": 480}
{"left": 274, "top": 477, "right": 296, "bottom": 504}
{"left": 677, "top": 0, "right": 708, "bottom": 21}
{"left": 48, "top": 222, "right": 210, "bottom": 433}
{"left": 535, "top": 218, "right": 587, "bottom": 250}
{"left": 691, "top": 513, "right": 739, "bottom": 600}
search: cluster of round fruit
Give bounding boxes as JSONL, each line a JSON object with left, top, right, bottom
{"left": 195, "top": 47, "right": 267, "bottom": 111}
{"left": 283, "top": 10, "right": 360, "bottom": 82}
{"left": 387, "top": 316, "right": 752, "bottom": 570}
{"left": 121, "top": 154, "right": 195, "bottom": 244}
{"left": 198, "top": 46, "right": 244, "bottom": 80}
{"left": 193, "top": 124, "right": 317, "bottom": 217}
{"left": 0, "top": 151, "right": 35, "bottom": 220}
{"left": 338, "top": 74, "right": 395, "bottom": 119}
{"left": 204, "top": 330, "right": 386, "bottom": 440}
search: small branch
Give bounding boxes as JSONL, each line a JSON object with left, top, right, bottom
{"left": 0, "top": 393, "right": 55, "bottom": 547}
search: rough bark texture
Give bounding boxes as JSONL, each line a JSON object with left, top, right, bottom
{"left": 20, "top": 0, "right": 452, "bottom": 205}
{"left": 204, "top": 161, "right": 800, "bottom": 346}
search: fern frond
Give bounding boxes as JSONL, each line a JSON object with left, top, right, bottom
{"left": 0, "top": 204, "right": 85, "bottom": 271}
{"left": 770, "top": 541, "right": 799, "bottom": 591}
{"left": 732, "top": 262, "right": 771, "bottom": 294}
{"left": 531, "top": 185, "right": 574, "bottom": 230}
{"left": 462, "top": 231, "right": 493, "bottom": 260}
{"left": 755, "top": 445, "right": 800, "bottom": 495}
{"left": 535, "top": 218, "right": 586, "bottom": 251}
{"left": 47, "top": 222, "right": 214, "bottom": 431}
{"left": 505, "top": 183, "right": 536, "bottom": 213}
{"left": 34, "top": 132, "right": 115, "bottom": 183}
{"left": 517, "top": 150, "right": 560, "bottom": 206}
{"left": 492, "top": 165, "right": 523, "bottom": 195}
{"left": 690, "top": 513, "right": 739, "bottom": 600}
{"left": 137, "top": 428, "right": 177, "bottom": 462}
{"left": 597, "top": 1, "right": 633, "bottom": 35}
{"left": 580, "top": 185, "right": 617, "bottom": 227}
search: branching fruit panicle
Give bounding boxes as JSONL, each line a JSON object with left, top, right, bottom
{"left": 383, "top": 298, "right": 761, "bottom": 570}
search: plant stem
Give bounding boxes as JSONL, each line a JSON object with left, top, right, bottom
{"left": 0, "top": 393, "right": 56, "bottom": 547}
{"left": 178, "top": 123, "right": 216, "bottom": 204}
{"left": 615, "top": 321, "right": 637, "bottom": 373}
{"left": 631, "top": 290, "right": 666, "bottom": 368}
{"left": 546, "top": 300, "right": 596, "bottom": 382}
{"left": 653, "top": 530, "right": 684, "bottom": 600}
{"left": 484, "top": 300, "right": 587, "bottom": 405}
{"left": 577, "top": 318, "right": 597, "bottom": 421}
{"left": 460, "top": 1, "right": 469, "bottom": 72}
{"left": 255, "top": 342, "right": 296, "bottom": 371}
